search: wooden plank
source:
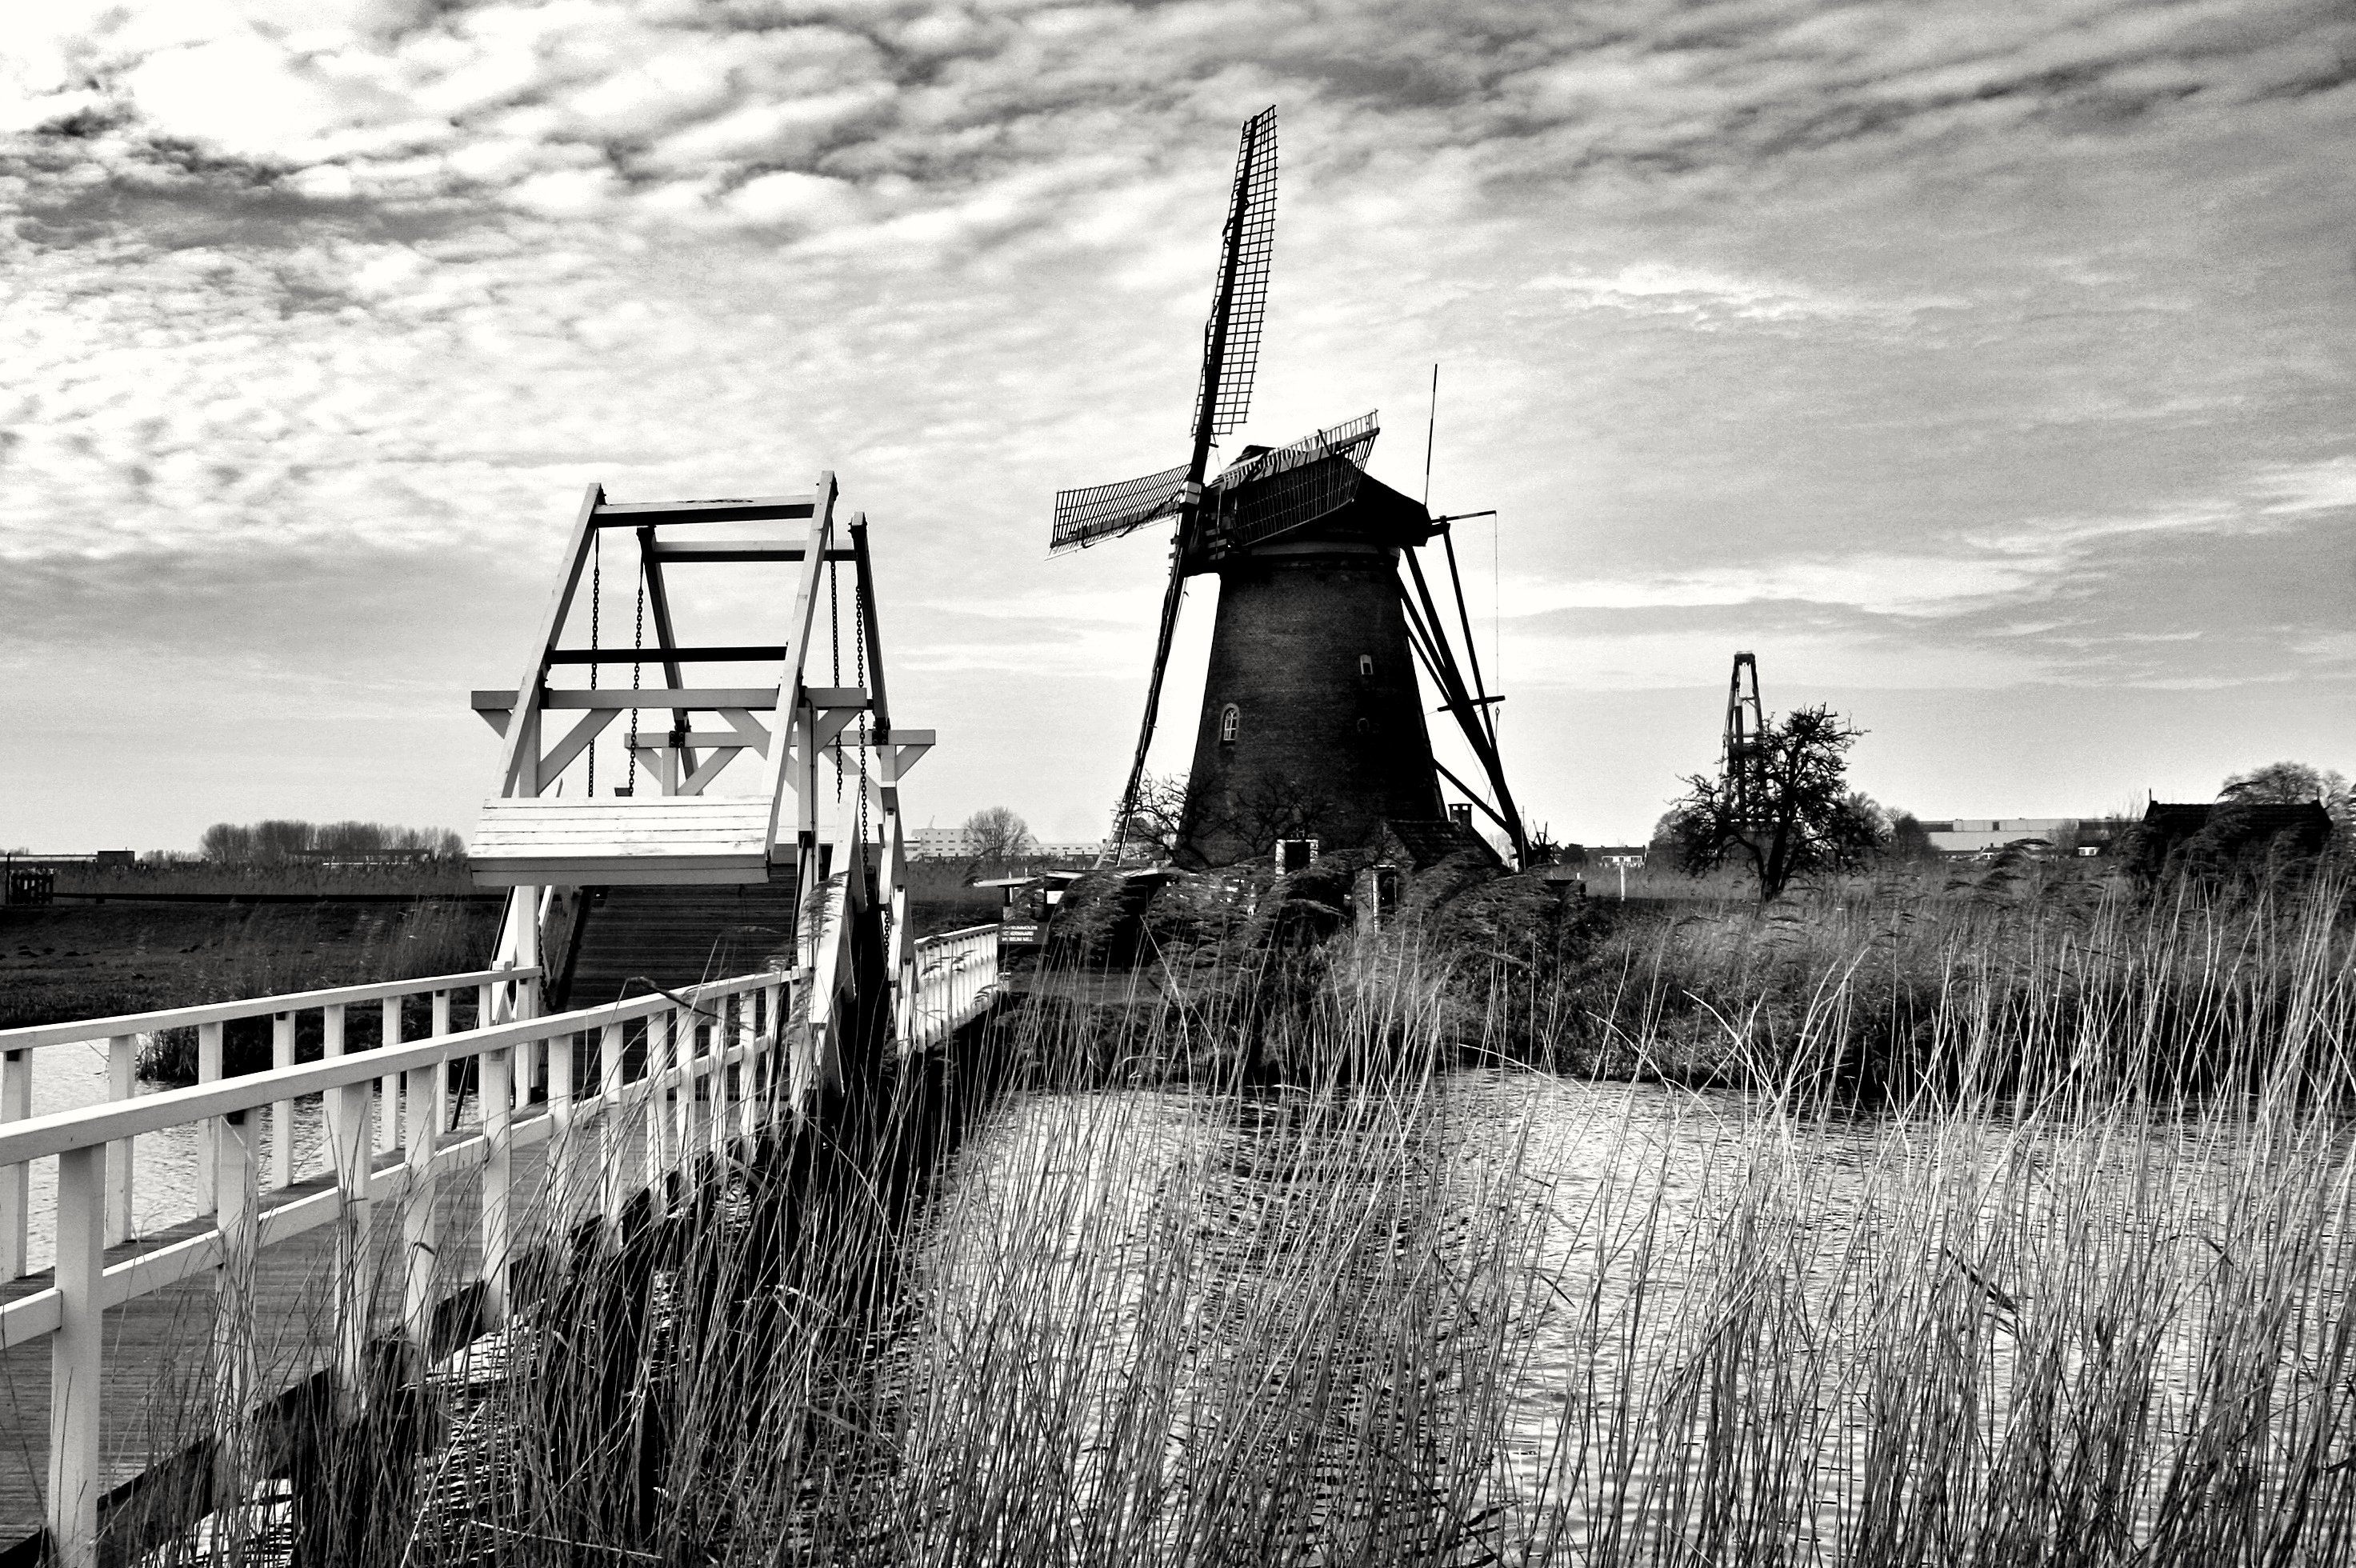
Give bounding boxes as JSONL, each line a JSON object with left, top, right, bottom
{"left": 474, "top": 798, "right": 769, "bottom": 814}
{"left": 473, "top": 688, "right": 782, "bottom": 712}
{"left": 473, "top": 835, "right": 768, "bottom": 856}
{"left": 645, "top": 542, "right": 858, "bottom": 564}
{"left": 474, "top": 836, "right": 766, "bottom": 855}
{"left": 473, "top": 863, "right": 772, "bottom": 888}
{"left": 543, "top": 646, "right": 787, "bottom": 666}
{"left": 470, "top": 796, "right": 774, "bottom": 879}
{"left": 590, "top": 495, "right": 814, "bottom": 525}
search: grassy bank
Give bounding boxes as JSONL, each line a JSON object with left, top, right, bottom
{"left": 1430, "top": 869, "right": 2356, "bottom": 1102}
{"left": 0, "top": 898, "right": 496, "bottom": 1038}
{"left": 151, "top": 876, "right": 2356, "bottom": 1566}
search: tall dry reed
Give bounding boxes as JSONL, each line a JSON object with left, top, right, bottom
{"left": 143, "top": 878, "right": 2356, "bottom": 1566}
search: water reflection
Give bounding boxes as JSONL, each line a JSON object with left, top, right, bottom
{"left": 899, "top": 1071, "right": 2356, "bottom": 1563}
{"left": 15, "top": 1040, "right": 341, "bottom": 1270}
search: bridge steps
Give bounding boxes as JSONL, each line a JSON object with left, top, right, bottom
{"left": 553, "top": 885, "right": 802, "bottom": 1011}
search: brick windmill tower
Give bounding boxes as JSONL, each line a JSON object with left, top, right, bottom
{"left": 1052, "top": 109, "right": 1526, "bottom": 871}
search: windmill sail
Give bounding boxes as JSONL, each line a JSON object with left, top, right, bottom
{"left": 1192, "top": 105, "right": 1278, "bottom": 442}
{"left": 1050, "top": 461, "right": 1190, "bottom": 554}
{"left": 1047, "top": 106, "right": 1278, "bottom": 558}
{"left": 1206, "top": 411, "right": 1378, "bottom": 550}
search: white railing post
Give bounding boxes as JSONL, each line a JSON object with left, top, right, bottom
{"left": 198, "top": 1021, "right": 222, "bottom": 1213}
{"left": 1, "top": 1048, "right": 29, "bottom": 1278}
{"left": 767, "top": 979, "right": 790, "bottom": 1126}
{"left": 737, "top": 989, "right": 761, "bottom": 1144}
{"left": 402, "top": 1048, "right": 441, "bottom": 1356}
{"left": 515, "top": 887, "right": 542, "bottom": 1112}
{"left": 49, "top": 1142, "right": 106, "bottom": 1568}
{"left": 549, "top": 1026, "right": 576, "bottom": 1238}
{"left": 674, "top": 1006, "right": 695, "bottom": 1171}
{"left": 325, "top": 1002, "right": 373, "bottom": 1406}
{"left": 710, "top": 994, "right": 733, "bottom": 1162}
{"left": 378, "top": 996, "right": 402, "bottom": 1155}
{"left": 105, "top": 1034, "right": 136, "bottom": 1246}
{"left": 270, "top": 1011, "right": 294, "bottom": 1189}
{"left": 599, "top": 1021, "right": 626, "bottom": 1245}
{"left": 432, "top": 990, "right": 453, "bottom": 1137}
{"left": 643, "top": 1010, "right": 671, "bottom": 1215}
{"left": 482, "top": 1044, "right": 513, "bottom": 1326}
{"left": 210, "top": 1110, "right": 258, "bottom": 1543}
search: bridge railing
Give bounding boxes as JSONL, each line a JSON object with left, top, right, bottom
{"left": 0, "top": 966, "right": 544, "bottom": 1276}
{"left": 0, "top": 966, "right": 793, "bottom": 1568}
{"left": 904, "top": 924, "right": 1001, "bottom": 1051}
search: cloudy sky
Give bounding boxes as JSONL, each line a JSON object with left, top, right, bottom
{"left": 3, "top": 0, "right": 2350, "bottom": 852}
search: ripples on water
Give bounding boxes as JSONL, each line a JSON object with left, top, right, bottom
{"left": 894, "top": 1073, "right": 2356, "bottom": 1564}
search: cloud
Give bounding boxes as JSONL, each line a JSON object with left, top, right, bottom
{"left": 0, "top": 0, "right": 2350, "bottom": 846}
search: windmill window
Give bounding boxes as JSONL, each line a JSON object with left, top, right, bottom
{"left": 1356, "top": 718, "right": 1372, "bottom": 736}
{"left": 1219, "top": 704, "right": 1240, "bottom": 743}
{"left": 1358, "top": 654, "right": 1374, "bottom": 678}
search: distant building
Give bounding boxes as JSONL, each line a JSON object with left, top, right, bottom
{"left": 2128, "top": 800, "right": 2335, "bottom": 876}
{"left": 1913, "top": 818, "right": 2074, "bottom": 857}
{"left": 904, "top": 826, "right": 1106, "bottom": 863}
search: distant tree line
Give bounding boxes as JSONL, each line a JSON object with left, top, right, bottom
{"left": 198, "top": 819, "right": 465, "bottom": 863}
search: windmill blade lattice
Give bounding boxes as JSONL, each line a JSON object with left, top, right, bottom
{"left": 1050, "top": 461, "right": 1191, "bottom": 554}
{"left": 1207, "top": 410, "right": 1378, "bottom": 550}
{"left": 1192, "top": 106, "right": 1277, "bottom": 441}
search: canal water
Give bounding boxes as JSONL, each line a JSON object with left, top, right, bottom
{"left": 11, "top": 1040, "right": 332, "bottom": 1271}
{"left": 891, "top": 1070, "right": 2351, "bottom": 1558}
{"left": 17, "top": 1043, "right": 2348, "bottom": 1555}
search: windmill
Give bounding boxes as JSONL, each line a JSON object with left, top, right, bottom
{"left": 1053, "top": 107, "right": 1529, "bottom": 870}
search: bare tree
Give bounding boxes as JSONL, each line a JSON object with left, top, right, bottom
{"left": 2223, "top": 762, "right": 2351, "bottom": 834}
{"left": 1114, "top": 773, "right": 1189, "bottom": 860}
{"left": 1183, "top": 773, "right": 1339, "bottom": 862}
{"left": 1662, "top": 705, "right": 1885, "bottom": 902}
{"left": 962, "top": 806, "right": 1034, "bottom": 864}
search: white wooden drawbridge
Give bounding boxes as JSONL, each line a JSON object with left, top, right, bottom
{"left": 466, "top": 474, "right": 959, "bottom": 1057}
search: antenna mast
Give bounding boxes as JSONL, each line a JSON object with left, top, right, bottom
{"left": 1723, "top": 651, "right": 1767, "bottom": 825}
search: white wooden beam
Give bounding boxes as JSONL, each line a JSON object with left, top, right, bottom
{"left": 495, "top": 482, "right": 604, "bottom": 798}
{"left": 718, "top": 709, "right": 770, "bottom": 756}
{"left": 538, "top": 707, "right": 619, "bottom": 780}
{"left": 678, "top": 745, "right": 746, "bottom": 796}
{"left": 762, "top": 474, "right": 836, "bottom": 863}
{"left": 590, "top": 495, "right": 815, "bottom": 526}
{"left": 646, "top": 541, "right": 858, "bottom": 564}
{"left": 476, "top": 686, "right": 853, "bottom": 713}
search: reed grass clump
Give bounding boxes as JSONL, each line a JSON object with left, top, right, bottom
{"left": 162, "top": 879, "right": 2356, "bottom": 1566}
{"left": 1453, "top": 874, "right": 2354, "bottom": 1100}
{"left": 138, "top": 900, "right": 492, "bottom": 1082}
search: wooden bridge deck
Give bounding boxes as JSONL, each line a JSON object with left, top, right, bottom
{"left": 0, "top": 1120, "right": 601, "bottom": 1553}
{"left": 0, "top": 910, "right": 998, "bottom": 1563}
